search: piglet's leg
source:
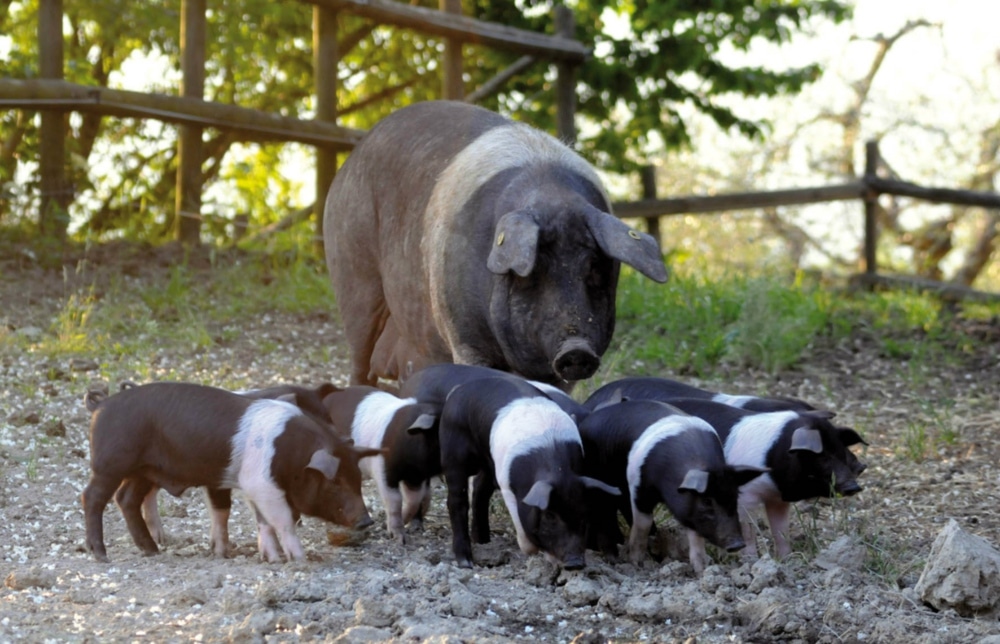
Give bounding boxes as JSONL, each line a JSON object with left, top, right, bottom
{"left": 371, "top": 461, "right": 406, "bottom": 544}
{"left": 445, "top": 469, "right": 475, "bottom": 568}
{"left": 400, "top": 481, "right": 430, "bottom": 532}
{"left": 206, "top": 488, "right": 232, "bottom": 558}
{"left": 115, "top": 477, "right": 159, "bottom": 556}
{"left": 82, "top": 474, "right": 122, "bottom": 563}
{"left": 249, "top": 502, "right": 284, "bottom": 563}
{"left": 739, "top": 504, "right": 760, "bottom": 559}
{"left": 627, "top": 511, "right": 654, "bottom": 564}
{"left": 141, "top": 487, "right": 165, "bottom": 546}
{"left": 765, "top": 500, "right": 792, "bottom": 559}
{"left": 251, "top": 495, "right": 305, "bottom": 562}
{"left": 687, "top": 530, "right": 708, "bottom": 576}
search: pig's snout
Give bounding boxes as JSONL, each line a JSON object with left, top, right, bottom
{"left": 561, "top": 553, "right": 586, "bottom": 570}
{"left": 723, "top": 537, "right": 746, "bottom": 553}
{"left": 835, "top": 479, "right": 862, "bottom": 497}
{"left": 552, "top": 338, "right": 600, "bottom": 382}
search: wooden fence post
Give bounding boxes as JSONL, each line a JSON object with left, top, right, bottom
{"left": 174, "top": 0, "right": 206, "bottom": 245}
{"left": 440, "top": 0, "right": 464, "bottom": 100}
{"left": 554, "top": 5, "right": 576, "bottom": 144}
{"left": 639, "top": 165, "right": 661, "bottom": 252}
{"left": 314, "top": 5, "right": 339, "bottom": 244}
{"left": 863, "top": 140, "right": 880, "bottom": 278}
{"left": 38, "top": 0, "right": 69, "bottom": 239}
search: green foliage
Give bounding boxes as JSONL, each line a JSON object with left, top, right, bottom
{"left": 607, "top": 265, "right": 832, "bottom": 378}
{"left": 2, "top": 0, "right": 850, "bottom": 240}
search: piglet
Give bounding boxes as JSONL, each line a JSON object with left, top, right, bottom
{"left": 401, "top": 363, "right": 590, "bottom": 422}
{"left": 437, "top": 376, "right": 618, "bottom": 569}
{"left": 82, "top": 382, "right": 380, "bottom": 563}
{"left": 321, "top": 386, "right": 438, "bottom": 543}
{"left": 583, "top": 376, "right": 867, "bottom": 477}
{"left": 578, "top": 399, "right": 766, "bottom": 574}
{"left": 664, "top": 398, "right": 866, "bottom": 559}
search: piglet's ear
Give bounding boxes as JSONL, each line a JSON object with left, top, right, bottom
{"left": 839, "top": 427, "right": 868, "bottom": 447}
{"left": 790, "top": 427, "right": 823, "bottom": 454}
{"left": 732, "top": 465, "right": 769, "bottom": 487}
{"left": 406, "top": 412, "right": 437, "bottom": 434}
{"left": 354, "top": 446, "right": 385, "bottom": 460}
{"left": 306, "top": 450, "right": 341, "bottom": 480}
{"left": 581, "top": 476, "right": 621, "bottom": 497}
{"left": 276, "top": 393, "right": 297, "bottom": 404}
{"left": 679, "top": 469, "right": 709, "bottom": 494}
{"left": 487, "top": 210, "right": 539, "bottom": 277}
{"left": 522, "top": 480, "right": 553, "bottom": 510}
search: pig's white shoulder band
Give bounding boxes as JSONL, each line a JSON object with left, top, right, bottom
{"left": 222, "top": 399, "right": 302, "bottom": 489}
{"left": 490, "top": 397, "right": 580, "bottom": 491}
{"left": 626, "top": 416, "right": 717, "bottom": 501}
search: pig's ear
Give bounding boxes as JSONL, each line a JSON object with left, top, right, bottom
{"left": 731, "top": 465, "right": 769, "bottom": 487}
{"left": 406, "top": 412, "right": 437, "bottom": 435}
{"left": 679, "top": 469, "right": 709, "bottom": 494}
{"left": 316, "top": 383, "right": 340, "bottom": 398}
{"left": 789, "top": 427, "right": 823, "bottom": 454}
{"left": 487, "top": 210, "right": 539, "bottom": 277}
{"left": 277, "top": 393, "right": 297, "bottom": 404}
{"left": 839, "top": 427, "right": 868, "bottom": 447}
{"left": 581, "top": 476, "right": 621, "bottom": 497}
{"left": 306, "top": 450, "right": 341, "bottom": 480}
{"left": 522, "top": 480, "right": 553, "bottom": 510}
{"left": 84, "top": 389, "right": 108, "bottom": 412}
{"left": 354, "top": 446, "right": 385, "bottom": 460}
{"left": 582, "top": 205, "right": 669, "bottom": 283}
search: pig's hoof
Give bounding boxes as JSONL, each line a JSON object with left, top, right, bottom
{"left": 407, "top": 518, "right": 424, "bottom": 532}
{"left": 92, "top": 552, "right": 110, "bottom": 564}
{"left": 455, "top": 557, "right": 473, "bottom": 569}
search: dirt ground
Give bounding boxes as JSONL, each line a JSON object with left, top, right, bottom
{"left": 1, "top": 243, "right": 1000, "bottom": 643}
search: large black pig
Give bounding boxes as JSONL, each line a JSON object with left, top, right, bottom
{"left": 323, "top": 100, "right": 668, "bottom": 390}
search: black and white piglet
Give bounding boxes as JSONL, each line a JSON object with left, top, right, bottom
{"left": 321, "top": 385, "right": 438, "bottom": 543}
{"left": 400, "top": 363, "right": 590, "bottom": 422}
{"left": 583, "top": 375, "right": 868, "bottom": 477}
{"left": 82, "top": 382, "right": 380, "bottom": 563}
{"left": 437, "top": 376, "right": 618, "bottom": 569}
{"left": 664, "top": 398, "right": 866, "bottom": 559}
{"left": 578, "top": 399, "right": 766, "bottom": 574}
{"left": 584, "top": 376, "right": 818, "bottom": 414}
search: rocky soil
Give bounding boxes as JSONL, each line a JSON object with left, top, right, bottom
{"left": 2, "top": 243, "right": 1000, "bottom": 643}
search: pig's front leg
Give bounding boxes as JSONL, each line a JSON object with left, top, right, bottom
{"left": 371, "top": 461, "right": 406, "bottom": 544}
{"left": 252, "top": 496, "right": 305, "bottom": 562}
{"left": 444, "top": 468, "right": 474, "bottom": 568}
{"left": 627, "top": 510, "right": 654, "bottom": 564}
{"left": 400, "top": 480, "right": 430, "bottom": 532}
{"left": 142, "top": 487, "right": 166, "bottom": 546}
{"left": 687, "top": 530, "right": 707, "bottom": 575}
{"left": 739, "top": 504, "right": 760, "bottom": 559}
{"left": 206, "top": 488, "right": 233, "bottom": 558}
{"left": 765, "top": 500, "right": 792, "bottom": 559}
{"left": 249, "top": 502, "right": 287, "bottom": 563}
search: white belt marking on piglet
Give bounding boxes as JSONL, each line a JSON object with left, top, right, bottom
{"left": 722, "top": 411, "right": 798, "bottom": 502}
{"left": 626, "top": 416, "right": 717, "bottom": 506}
{"left": 490, "top": 397, "right": 580, "bottom": 553}
{"left": 353, "top": 391, "right": 419, "bottom": 480}
{"left": 223, "top": 399, "right": 301, "bottom": 491}
{"left": 711, "top": 393, "right": 756, "bottom": 408}
{"left": 423, "top": 122, "right": 612, "bottom": 359}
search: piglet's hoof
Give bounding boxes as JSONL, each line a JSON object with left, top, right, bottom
{"left": 455, "top": 557, "right": 474, "bottom": 569}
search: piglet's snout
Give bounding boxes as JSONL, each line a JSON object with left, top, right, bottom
{"left": 561, "top": 553, "right": 586, "bottom": 571}
{"left": 723, "top": 537, "right": 746, "bottom": 553}
{"left": 836, "top": 479, "right": 863, "bottom": 497}
{"left": 353, "top": 513, "right": 374, "bottom": 530}
{"left": 552, "top": 337, "right": 600, "bottom": 382}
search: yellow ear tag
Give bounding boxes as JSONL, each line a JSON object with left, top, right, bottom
{"left": 497, "top": 232, "right": 505, "bottom": 246}
{"left": 628, "top": 230, "right": 642, "bottom": 240}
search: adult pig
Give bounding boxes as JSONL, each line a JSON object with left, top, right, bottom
{"left": 82, "top": 382, "right": 380, "bottom": 563}
{"left": 437, "top": 376, "right": 619, "bottom": 569}
{"left": 578, "top": 399, "right": 765, "bottom": 574}
{"left": 321, "top": 385, "right": 438, "bottom": 544}
{"left": 323, "top": 100, "right": 668, "bottom": 390}
{"left": 664, "top": 398, "right": 866, "bottom": 559}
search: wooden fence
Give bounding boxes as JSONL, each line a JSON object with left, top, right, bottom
{"left": 614, "top": 141, "right": 1000, "bottom": 302}
{"left": 0, "top": 0, "right": 586, "bottom": 242}
{"left": 3, "top": 2, "right": 998, "bottom": 301}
